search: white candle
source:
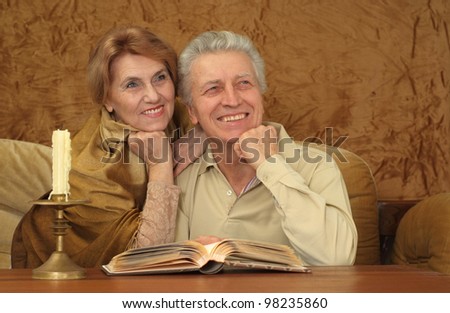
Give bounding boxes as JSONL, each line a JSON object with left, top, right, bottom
{"left": 50, "top": 129, "right": 71, "bottom": 198}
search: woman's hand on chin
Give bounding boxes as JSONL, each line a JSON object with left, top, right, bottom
{"left": 128, "top": 130, "right": 172, "bottom": 167}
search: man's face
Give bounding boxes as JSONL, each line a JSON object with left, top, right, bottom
{"left": 187, "top": 51, "right": 264, "bottom": 143}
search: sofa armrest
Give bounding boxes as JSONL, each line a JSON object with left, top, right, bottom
{"left": 391, "top": 193, "right": 450, "bottom": 274}
{"left": 0, "top": 139, "right": 52, "bottom": 269}
{"left": 377, "top": 199, "right": 421, "bottom": 264}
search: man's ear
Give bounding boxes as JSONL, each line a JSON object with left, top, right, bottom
{"left": 186, "top": 104, "right": 199, "bottom": 125}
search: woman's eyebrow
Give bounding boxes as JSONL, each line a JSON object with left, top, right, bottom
{"left": 152, "top": 68, "right": 168, "bottom": 78}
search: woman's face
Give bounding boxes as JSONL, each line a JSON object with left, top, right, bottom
{"left": 105, "top": 53, "right": 175, "bottom": 132}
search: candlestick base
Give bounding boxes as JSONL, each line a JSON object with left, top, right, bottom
{"left": 30, "top": 194, "right": 89, "bottom": 280}
{"left": 32, "top": 251, "right": 86, "bottom": 280}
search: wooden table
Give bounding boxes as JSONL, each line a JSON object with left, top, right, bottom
{"left": 0, "top": 265, "right": 448, "bottom": 293}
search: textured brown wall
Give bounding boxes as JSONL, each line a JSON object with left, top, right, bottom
{"left": 0, "top": 0, "right": 449, "bottom": 200}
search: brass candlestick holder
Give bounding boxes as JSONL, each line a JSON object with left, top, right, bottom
{"left": 31, "top": 194, "right": 89, "bottom": 280}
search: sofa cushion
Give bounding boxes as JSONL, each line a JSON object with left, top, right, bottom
{"left": 392, "top": 193, "right": 450, "bottom": 274}
{"left": 0, "top": 139, "right": 52, "bottom": 268}
{"left": 312, "top": 144, "right": 380, "bottom": 264}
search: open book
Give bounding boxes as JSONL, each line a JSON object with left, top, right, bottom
{"left": 102, "top": 238, "right": 311, "bottom": 275}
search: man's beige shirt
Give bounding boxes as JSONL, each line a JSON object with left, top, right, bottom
{"left": 175, "top": 122, "right": 357, "bottom": 265}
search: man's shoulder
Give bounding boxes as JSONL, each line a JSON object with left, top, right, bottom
{"left": 175, "top": 158, "right": 204, "bottom": 186}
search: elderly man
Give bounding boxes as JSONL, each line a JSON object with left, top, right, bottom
{"left": 174, "top": 30, "right": 357, "bottom": 266}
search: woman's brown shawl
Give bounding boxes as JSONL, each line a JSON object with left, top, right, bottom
{"left": 11, "top": 108, "right": 163, "bottom": 268}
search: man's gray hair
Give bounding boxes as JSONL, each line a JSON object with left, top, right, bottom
{"left": 178, "top": 31, "right": 267, "bottom": 106}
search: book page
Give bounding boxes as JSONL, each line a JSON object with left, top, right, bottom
{"left": 207, "top": 239, "right": 304, "bottom": 267}
{"left": 223, "top": 259, "right": 311, "bottom": 273}
{"left": 105, "top": 240, "right": 210, "bottom": 273}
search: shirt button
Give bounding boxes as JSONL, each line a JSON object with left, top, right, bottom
{"left": 226, "top": 190, "right": 232, "bottom": 196}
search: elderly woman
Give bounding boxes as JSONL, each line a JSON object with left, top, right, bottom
{"left": 175, "top": 31, "right": 358, "bottom": 265}
{"left": 12, "top": 26, "right": 187, "bottom": 268}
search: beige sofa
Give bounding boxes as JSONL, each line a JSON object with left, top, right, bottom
{"left": 1, "top": 139, "right": 449, "bottom": 274}
{"left": 0, "top": 139, "right": 52, "bottom": 268}
{"left": 0, "top": 139, "right": 380, "bottom": 268}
